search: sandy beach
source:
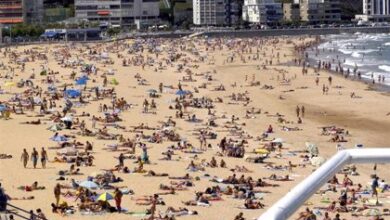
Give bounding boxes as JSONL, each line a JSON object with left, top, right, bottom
{"left": 1, "top": 36, "right": 390, "bottom": 220}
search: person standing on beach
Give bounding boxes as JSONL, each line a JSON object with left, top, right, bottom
{"left": 296, "top": 106, "right": 300, "bottom": 118}
{"left": 21, "top": 149, "right": 29, "bottom": 168}
{"left": 54, "top": 184, "right": 61, "bottom": 206}
{"left": 371, "top": 176, "right": 379, "bottom": 205}
{"left": 31, "top": 148, "right": 38, "bottom": 169}
{"left": 40, "top": 147, "right": 48, "bottom": 169}
{"left": 301, "top": 106, "right": 305, "bottom": 118}
{"left": 114, "top": 188, "right": 123, "bottom": 212}
{"left": 118, "top": 153, "right": 125, "bottom": 167}
{"left": 148, "top": 194, "right": 158, "bottom": 220}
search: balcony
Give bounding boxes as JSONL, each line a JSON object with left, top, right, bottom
{"left": 0, "top": 4, "right": 22, "bottom": 10}
{"left": 0, "top": 17, "right": 23, "bottom": 24}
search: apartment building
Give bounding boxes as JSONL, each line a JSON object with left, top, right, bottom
{"left": 75, "top": 0, "right": 160, "bottom": 27}
{"left": 283, "top": 2, "right": 300, "bottom": 22}
{"left": 242, "top": 0, "right": 283, "bottom": 24}
{"left": 0, "top": 0, "right": 24, "bottom": 24}
{"left": 24, "top": 0, "right": 44, "bottom": 23}
{"left": 356, "top": 0, "right": 390, "bottom": 21}
{"left": 193, "top": 0, "right": 240, "bottom": 26}
{"left": 299, "top": 0, "right": 341, "bottom": 24}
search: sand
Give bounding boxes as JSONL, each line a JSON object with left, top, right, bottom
{"left": 0, "top": 36, "right": 390, "bottom": 220}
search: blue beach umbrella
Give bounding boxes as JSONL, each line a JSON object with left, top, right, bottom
{"left": 65, "top": 89, "right": 81, "bottom": 98}
{"left": 75, "top": 78, "right": 87, "bottom": 85}
{"left": 0, "top": 104, "right": 7, "bottom": 112}
{"left": 80, "top": 75, "right": 89, "bottom": 81}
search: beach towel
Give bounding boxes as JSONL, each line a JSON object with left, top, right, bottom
{"left": 126, "top": 211, "right": 148, "bottom": 217}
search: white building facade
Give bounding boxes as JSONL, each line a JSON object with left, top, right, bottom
{"left": 356, "top": 0, "right": 390, "bottom": 21}
{"left": 75, "top": 0, "right": 160, "bottom": 27}
{"left": 242, "top": 0, "right": 283, "bottom": 24}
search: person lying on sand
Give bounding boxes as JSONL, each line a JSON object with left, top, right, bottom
{"left": 268, "top": 174, "right": 293, "bottom": 181}
{"left": 145, "top": 170, "right": 169, "bottom": 177}
{"left": 244, "top": 198, "right": 264, "bottom": 209}
{"left": 169, "top": 173, "right": 192, "bottom": 180}
{"left": 21, "top": 119, "right": 41, "bottom": 124}
{"left": 18, "top": 181, "right": 45, "bottom": 191}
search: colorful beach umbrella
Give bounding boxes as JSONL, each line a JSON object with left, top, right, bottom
{"left": 79, "top": 180, "right": 99, "bottom": 189}
{"left": 96, "top": 192, "right": 114, "bottom": 201}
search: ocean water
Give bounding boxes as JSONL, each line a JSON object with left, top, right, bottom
{"left": 307, "top": 33, "right": 390, "bottom": 85}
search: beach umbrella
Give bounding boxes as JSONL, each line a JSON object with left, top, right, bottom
{"left": 33, "top": 97, "right": 42, "bottom": 104}
{"left": 57, "top": 147, "right": 77, "bottom": 156}
{"left": 0, "top": 104, "right": 7, "bottom": 112}
{"left": 4, "top": 82, "right": 15, "bottom": 87}
{"left": 147, "top": 89, "right": 157, "bottom": 94}
{"left": 310, "top": 156, "right": 326, "bottom": 167}
{"left": 306, "top": 142, "right": 319, "bottom": 157}
{"left": 80, "top": 75, "right": 89, "bottom": 81}
{"left": 79, "top": 180, "right": 99, "bottom": 189}
{"left": 47, "top": 124, "right": 62, "bottom": 132}
{"left": 175, "top": 90, "right": 189, "bottom": 96}
{"left": 48, "top": 84, "right": 57, "bottom": 92}
{"left": 100, "top": 52, "right": 109, "bottom": 59}
{"left": 96, "top": 192, "right": 114, "bottom": 201}
{"left": 110, "top": 78, "right": 119, "bottom": 85}
{"left": 61, "top": 115, "right": 73, "bottom": 122}
{"left": 271, "top": 138, "right": 284, "bottom": 143}
{"left": 65, "top": 89, "right": 81, "bottom": 98}
{"left": 75, "top": 78, "right": 87, "bottom": 85}
{"left": 51, "top": 135, "right": 68, "bottom": 142}
{"left": 363, "top": 208, "right": 381, "bottom": 216}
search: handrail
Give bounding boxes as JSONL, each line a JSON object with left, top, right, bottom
{"left": 258, "top": 148, "right": 390, "bottom": 220}
{"left": 5, "top": 203, "right": 45, "bottom": 220}
{"left": 3, "top": 210, "right": 30, "bottom": 220}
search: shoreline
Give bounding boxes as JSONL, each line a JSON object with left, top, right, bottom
{"left": 304, "top": 37, "right": 390, "bottom": 93}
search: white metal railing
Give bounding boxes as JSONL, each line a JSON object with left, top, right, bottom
{"left": 258, "top": 148, "right": 390, "bottom": 220}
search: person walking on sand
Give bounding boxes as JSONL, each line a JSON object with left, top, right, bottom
{"left": 371, "top": 175, "right": 379, "bottom": 205}
{"left": 296, "top": 106, "right": 300, "bottom": 118}
{"left": 301, "top": 106, "right": 305, "bottom": 118}
{"left": 114, "top": 188, "right": 123, "bottom": 212}
{"left": 40, "top": 147, "right": 48, "bottom": 168}
{"left": 54, "top": 184, "right": 61, "bottom": 206}
{"left": 148, "top": 194, "right": 158, "bottom": 220}
{"left": 31, "top": 148, "right": 38, "bottom": 169}
{"left": 21, "top": 149, "right": 29, "bottom": 168}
